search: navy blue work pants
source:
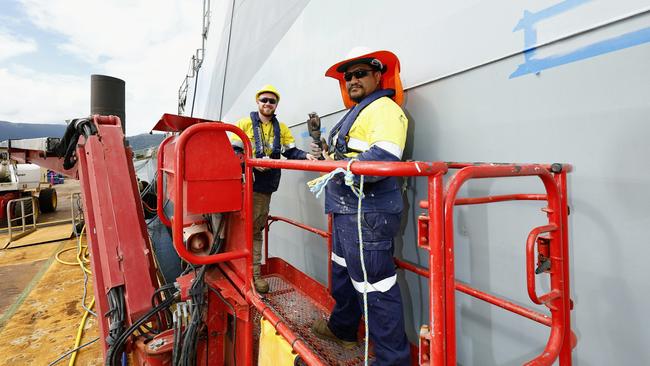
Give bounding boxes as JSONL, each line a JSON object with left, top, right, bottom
{"left": 327, "top": 212, "right": 410, "bottom": 366}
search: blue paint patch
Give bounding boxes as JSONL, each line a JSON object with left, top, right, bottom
{"left": 300, "top": 127, "right": 326, "bottom": 139}
{"left": 513, "top": 0, "right": 590, "bottom": 62}
{"left": 511, "top": 26, "right": 650, "bottom": 78}
{"left": 513, "top": 0, "right": 589, "bottom": 32}
{"left": 510, "top": 0, "right": 650, "bottom": 78}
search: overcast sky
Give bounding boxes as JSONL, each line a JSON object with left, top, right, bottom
{"left": 0, "top": 0, "right": 204, "bottom": 136}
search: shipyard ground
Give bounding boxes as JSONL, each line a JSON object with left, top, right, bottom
{"left": 0, "top": 180, "right": 102, "bottom": 365}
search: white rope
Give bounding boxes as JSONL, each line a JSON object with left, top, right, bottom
{"left": 342, "top": 159, "right": 369, "bottom": 365}
{"left": 307, "top": 159, "right": 369, "bottom": 364}
{"left": 356, "top": 173, "right": 369, "bottom": 366}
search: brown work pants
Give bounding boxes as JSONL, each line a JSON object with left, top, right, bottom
{"left": 252, "top": 192, "right": 272, "bottom": 278}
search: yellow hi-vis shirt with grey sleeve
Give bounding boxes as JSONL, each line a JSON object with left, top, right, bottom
{"left": 325, "top": 95, "right": 409, "bottom": 214}
{"left": 230, "top": 117, "right": 298, "bottom": 157}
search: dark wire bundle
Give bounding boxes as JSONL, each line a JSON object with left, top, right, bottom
{"left": 105, "top": 287, "right": 126, "bottom": 356}
{"left": 105, "top": 290, "right": 179, "bottom": 366}
{"left": 175, "top": 265, "right": 207, "bottom": 366}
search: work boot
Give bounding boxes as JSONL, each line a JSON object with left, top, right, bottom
{"left": 254, "top": 277, "right": 269, "bottom": 293}
{"left": 311, "top": 319, "right": 357, "bottom": 350}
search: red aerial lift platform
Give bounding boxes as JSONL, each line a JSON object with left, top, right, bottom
{"left": 6, "top": 113, "right": 576, "bottom": 366}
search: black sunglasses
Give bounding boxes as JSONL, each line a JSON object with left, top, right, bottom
{"left": 343, "top": 69, "right": 375, "bottom": 82}
{"left": 258, "top": 97, "right": 277, "bottom": 105}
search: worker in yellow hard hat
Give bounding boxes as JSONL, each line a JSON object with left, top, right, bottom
{"left": 310, "top": 50, "right": 410, "bottom": 365}
{"left": 230, "top": 85, "right": 317, "bottom": 293}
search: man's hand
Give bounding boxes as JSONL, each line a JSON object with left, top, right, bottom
{"left": 309, "top": 141, "right": 322, "bottom": 158}
{"left": 254, "top": 166, "right": 269, "bottom": 172}
{"left": 306, "top": 153, "right": 318, "bottom": 161}
{"left": 310, "top": 138, "right": 330, "bottom": 160}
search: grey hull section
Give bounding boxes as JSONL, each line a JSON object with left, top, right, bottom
{"left": 181, "top": 1, "right": 650, "bottom": 364}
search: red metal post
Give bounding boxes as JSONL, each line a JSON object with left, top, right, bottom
{"left": 264, "top": 220, "right": 270, "bottom": 267}
{"left": 156, "top": 135, "right": 174, "bottom": 227}
{"left": 75, "top": 116, "right": 158, "bottom": 354}
{"left": 556, "top": 170, "right": 573, "bottom": 366}
{"left": 75, "top": 137, "right": 109, "bottom": 353}
{"left": 429, "top": 173, "right": 446, "bottom": 366}
{"left": 327, "top": 214, "right": 333, "bottom": 292}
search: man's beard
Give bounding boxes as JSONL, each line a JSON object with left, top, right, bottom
{"left": 259, "top": 108, "right": 275, "bottom": 117}
{"left": 348, "top": 85, "right": 365, "bottom": 103}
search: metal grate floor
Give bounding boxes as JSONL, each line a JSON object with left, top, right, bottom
{"left": 254, "top": 275, "right": 374, "bottom": 366}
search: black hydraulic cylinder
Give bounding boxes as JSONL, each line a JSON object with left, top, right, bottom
{"left": 91, "top": 75, "right": 126, "bottom": 132}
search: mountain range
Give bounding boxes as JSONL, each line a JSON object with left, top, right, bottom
{"left": 0, "top": 120, "right": 165, "bottom": 151}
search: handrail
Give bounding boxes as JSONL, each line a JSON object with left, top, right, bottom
{"left": 249, "top": 158, "right": 448, "bottom": 177}
{"left": 526, "top": 224, "right": 558, "bottom": 305}
{"left": 264, "top": 214, "right": 334, "bottom": 292}
{"left": 4, "top": 197, "right": 37, "bottom": 248}
{"left": 393, "top": 259, "right": 553, "bottom": 326}
{"left": 267, "top": 215, "right": 330, "bottom": 238}
{"left": 420, "top": 193, "right": 547, "bottom": 208}
{"left": 446, "top": 161, "right": 573, "bottom": 173}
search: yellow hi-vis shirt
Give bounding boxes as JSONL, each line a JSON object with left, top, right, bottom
{"left": 230, "top": 116, "right": 297, "bottom": 156}
{"left": 330, "top": 96, "right": 408, "bottom": 160}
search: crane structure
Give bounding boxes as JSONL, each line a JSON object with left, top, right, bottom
{"left": 5, "top": 113, "right": 577, "bottom": 365}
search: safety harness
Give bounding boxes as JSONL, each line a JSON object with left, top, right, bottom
{"left": 251, "top": 111, "right": 281, "bottom": 158}
{"left": 327, "top": 89, "right": 395, "bottom": 160}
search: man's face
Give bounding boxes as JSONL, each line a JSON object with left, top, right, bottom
{"left": 345, "top": 64, "right": 381, "bottom": 101}
{"left": 257, "top": 92, "right": 278, "bottom": 117}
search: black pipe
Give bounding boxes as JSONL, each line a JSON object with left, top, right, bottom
{"left": 91, "top": 75, "right": 126, "bottom": 133}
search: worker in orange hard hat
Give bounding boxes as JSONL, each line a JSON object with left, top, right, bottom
{"left": 231, "top": 85, "right": 317, "bottom": 293}
{"left": 310, "top": 49, "right": 410, "bottom": 365}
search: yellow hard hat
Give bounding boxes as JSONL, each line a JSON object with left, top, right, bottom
{"left": 255, "top": 84, "right": 280, "bottom": 102}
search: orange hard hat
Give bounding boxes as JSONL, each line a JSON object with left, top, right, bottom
{"left": 325, "top": 50, "right": 403, "bottom": 108}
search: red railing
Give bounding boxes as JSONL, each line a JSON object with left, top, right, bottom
{"left": 265, "top": 214, "right": 333, "bottom": 290}
{"left": 261, "top": 161, "right": 576, "bottom": 366}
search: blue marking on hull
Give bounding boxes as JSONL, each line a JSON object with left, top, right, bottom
{"left": 511, "top": 26, "right": 650, "bottom": 78}
{"left": 511, "top": 0, "right": 650, "bottom": 78}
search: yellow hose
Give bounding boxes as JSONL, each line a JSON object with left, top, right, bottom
{"left": 56, "top": 225, "right": 91, "bottom": 268}
{"left": 68, "top": 224, "right": 94, "bottom": 366}
{"left": 68, "top": 297, "right": 95, "bottom": 366}
{"left": 55, "top": 247, "right": 79, "bottom": 266}
{"left": 76, "top": 225, "right": 91, "bottom": 275}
